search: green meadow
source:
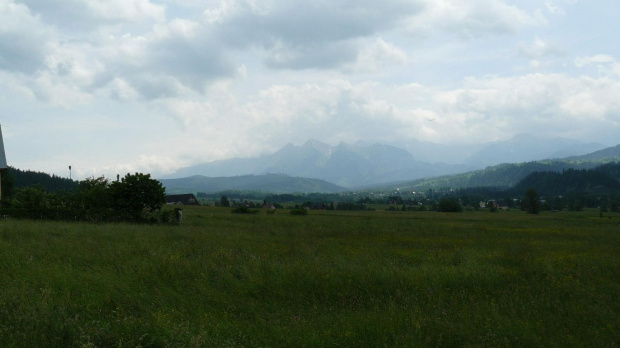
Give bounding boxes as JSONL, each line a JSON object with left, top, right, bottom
{"left": 0, "top": 207, "right": 618, "bottom": 347}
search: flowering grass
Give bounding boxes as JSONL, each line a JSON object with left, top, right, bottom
{"left": 0, "top": 207, "right": 618, "bottom": 347}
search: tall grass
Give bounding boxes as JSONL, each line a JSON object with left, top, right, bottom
{"left": 0, "top": 208, "right": 618, "bottom": 347}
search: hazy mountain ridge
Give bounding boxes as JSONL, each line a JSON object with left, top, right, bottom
{"left": 562, "top": 144, "right": 620, "bottom": 162}
{"left": 377, "top": 144, "right": 620, "bottom": 193}
{"left": 463, "top": 134, "right": 606, "bottom": 167}
{"left": 164, "top": 135, "right": 610, "bottom": 189}
{"left": 166, "top": 140, "right": 472, "bottom": 187}
{"left": 159, "top": 174, "right": 346, "bottom": 195}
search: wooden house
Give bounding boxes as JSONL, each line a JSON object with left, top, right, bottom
{"left": 165, "top": 194, "right": 200, "bottom": 206}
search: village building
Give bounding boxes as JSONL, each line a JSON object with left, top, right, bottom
{"left": 165, "top": 194, "right": 200, "bottom": 206}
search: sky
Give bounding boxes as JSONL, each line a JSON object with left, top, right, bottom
{"left": 0, "top": 0, "right": 619, "bottom": 180}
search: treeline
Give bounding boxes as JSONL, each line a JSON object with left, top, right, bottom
{"left": 197, "top": 190, "right": 266, "bottom": 201}
{"left": 264, "top": 193, "right": 345, "bottom": 204}
{"left": 3, "top": 167, "right": 78, "bottom": 192}
{"left": 401, "top": 160, "right": 606, "bottom": 193}
{"left": 510, "top": 165, "right": 620, "bottom": 196}
{"left": 0, "top": 173, "right": 171, "bottom": 223}
{"left": 434, "top": 163, "right": 620, "bottom": 212}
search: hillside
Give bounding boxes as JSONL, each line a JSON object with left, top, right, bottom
{"left": 158, "top": 174, "right": 346, "bottom": 194}
{"left": 381, "top": 161, "right": 600, "bottom": 192}
{"left": 563, "top": 144, "right": 620, "bottom": 162}
{"left": 463, "top": 134, "right": 605, "bottom": 167}
{"left": 2, "top": 167, "right": 77, "bottom": 195}
{"left": 376, "top": 143, "right": 620, "bottom": 192}
{"left": 510, "top": 164, "right": 620, "bottom": 196}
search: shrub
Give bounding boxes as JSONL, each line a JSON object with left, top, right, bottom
{"left": 232, "top": 206, "right": 258, "bottom": 214}
{"left": 109, "top": 173, "right": 166, "bottom": 222}
{"left": 438, "top": 198, "right": 463, "bottom": 212}
{"left": 0, "top": 173, "right": 165, "bottom": 224}
{"left": 522, "top": 188, "right": 541, "bottom": 214}
{"left": 289, "top": 208, "right": 308, "bottom": 216}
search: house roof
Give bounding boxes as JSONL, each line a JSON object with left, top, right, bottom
{"left": 165, "top": 194, "right": 200, "bottom": 205}
{"left": 0, "top": 126, "right": 7, "bottom": 170}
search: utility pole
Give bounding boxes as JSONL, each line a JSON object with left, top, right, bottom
{"left": 69, "top": 165, "right": 72, "bottom": 180}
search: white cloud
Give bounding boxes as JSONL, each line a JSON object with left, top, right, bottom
{"left": 154, "top": 71, "right": 619, "bottom": 160}
{"left": 408, "top": 0, "right": 546, "bottom": 39}
{"left": 519, "top": 37, "right": 563, "bottom": 58}
{"left": 0, "top": 0, "right": 54, "bottom": 73}
{"left": 575, "top": 55, "right": 620, "bottom": 77}
{"left": 575, "top": 54, "right": 616, "bottom": 67}
{"left": 345, "top": 38, "right": 408, "bottom": 73}
{"left": 545, "top": 0, "right": 576, "bottom": 16}
{"left": 432, "top": 73, "right": 620, "bottom": 142}
{"left": 204, "top": 0, "right": 422, "bottom": 69}
{"left": 107, "top": 78, "right": 140, "bottom": 102}
{"left": 18, "top": 0, "right": 165, "bottom": 30}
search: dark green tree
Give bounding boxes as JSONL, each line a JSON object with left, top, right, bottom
{"left": 7, "top": 185, "right": 49, "bottom": 219}
{"left": 438, "top": 198, "right": 462, "bottom": 212}
{"left": 77, "top": 176, "right": 113, "bottom": 222}
{"left": 1, "top": 168, "right": 16, "bottom": 201}
{"left": 388, "top": 196, "right": 404, "bottom": 205}
{"left": 109, "top": 173, "right": 166, "bottom": 222}
{"left": 522, "top": 188, "right": 541, "bottom": 214}
{"left": 220, "top": 196, "right": 230, "bottom": 207}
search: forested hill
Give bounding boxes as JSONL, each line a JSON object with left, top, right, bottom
{"left": 388, "top": 161, "right": 602, "bottom": 192}
{"left": 563, "top": 144, "right": 620, "bottom": 162}
{"left": 510, "top": 163, "right": 620, "bottom": 196}
{"left": 3, "top": 167, "right": 78, "bottom": 193}
{"left": 159, "top": 174, "right": 346, "bottom": 194}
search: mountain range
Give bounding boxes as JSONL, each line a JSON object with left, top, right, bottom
{"left": 164, "top": 135, "right": 609, "bottom": 188}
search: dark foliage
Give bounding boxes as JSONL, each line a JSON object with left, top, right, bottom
{"left": 1, "top": 173, "right": 167, "bottom": 223}
{"left": 511, "top": 167, "right": 620, "bottom": 196}
{"left": 438, "top": 198, "right": 462, "bottom": 212}
{"left": 265, "top": 193, "right": 344, "bottom": 204}
{"left": 335, "top": 202, "right": 372, "bottom": 211}
{"left": 7, "top": 166, "right": 78, "bottom": 192}
{"left": 220, "top": 196, "right": 230, "bottom": 207}
{"left": 231, "top": 206, "right": 259, "bottom": 214}
{"left": 109, "top": 173, "right": 166, "bottom": 222}
{"left": 289, "top": 208, "right": 308, "bottom": 215}
{"left": 522, "top": 188, "right": 541, "bottom": 214}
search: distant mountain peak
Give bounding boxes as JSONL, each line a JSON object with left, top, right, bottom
{"left": 302, "top": 139, "right": 331, "bottom": 154}
{"left": 511, "top": 133, "right": 537, "bottom": 142}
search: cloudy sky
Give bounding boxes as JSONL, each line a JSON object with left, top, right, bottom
{"left": 1, "top": 0, "right": 619, "bottom": 179}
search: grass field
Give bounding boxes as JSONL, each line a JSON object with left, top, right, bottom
{"left": 0, "top": 207, "right": 619, "bottom": 347}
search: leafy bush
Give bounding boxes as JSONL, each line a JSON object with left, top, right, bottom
{"left": 232, "top": 206, "right": 259, "bottom": 214}
{"left": 336, "top": 202, "right": 370, "bottom": 211}
{"left": 521, "top": 188, "right": 541, "bottom": 214}
{"left": 438, "top": 198, "right": 463, "bottom": 212}
{"left": 289, "top": 208, "right": 308, "bottom": 215}
{"left": 1, "top": 173, "right": 166, "bottom": 223}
